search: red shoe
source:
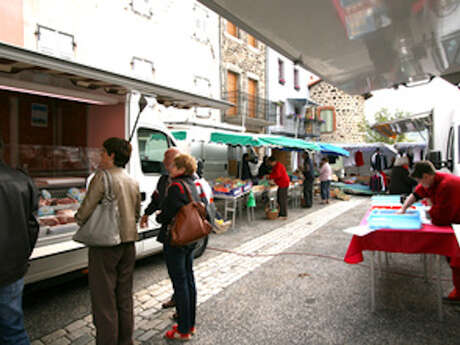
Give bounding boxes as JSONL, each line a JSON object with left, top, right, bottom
{"left": 172, "top": 324, "right": 196, "bottom": 335}
{"left": 164, "top": 328, "right": 192, "bottom": 341}
{"left": 443, "top": 288, "right": 460, "bottom": 304}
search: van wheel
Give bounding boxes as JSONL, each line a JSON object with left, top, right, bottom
{"left": 193, "top": 236, "right": 208, "bottom": 258}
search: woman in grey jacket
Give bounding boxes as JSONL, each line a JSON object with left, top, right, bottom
{"left": 76, "top": 137, "right": 141, "bottom": 345}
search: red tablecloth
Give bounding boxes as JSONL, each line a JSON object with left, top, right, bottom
{"left": 344, "top": 210, "right": 460, "bottom": 268}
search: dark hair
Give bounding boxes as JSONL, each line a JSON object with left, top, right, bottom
{"left": 103, "top": 137, "right": 132, "bottom": 168}
{"left": 268, "top": 156, "right": 276, "bottom": 163}
{"left": 411, "top": 160, "right": 436, "bottom": 179}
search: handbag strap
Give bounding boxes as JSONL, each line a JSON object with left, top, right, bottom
{"left": 101, "top": 170, "right": 115, "bottom": 201}
{"left": 182, "top": 181, "right": 194, "bottom": 203}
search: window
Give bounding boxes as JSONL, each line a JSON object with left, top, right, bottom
{"left": 36, "top": 25, "right": 75, "bottom": 60}
{"left": 278, "top": 59, "right": 285, "bottom": 84}
{"left": 279, "top": 102, "right": 285, "bottom": 126}
{"left": 248, "top": 78, "right": 258, "bottom": 118}
{"left": 194, "top": 76, "right": 212, "bottom": 118}
{"left": 318, "top": 106, "right": 336, "bottom": 133}
{"left": 226, "top": 71, "right": 239, "bottom": 116}
{"left": 131, "top": 0, "right": 152, "bottom": 18}
{"left": 247, "top": 34, "right": 257, "bottom": 48}
{"left": 131, "top": 57, "right": 155, "bottom": 80}
{"left": 137, "top": 128, "right": 170, "bottom": 173}
{"left": 193, "top": 3, "right": 210, "bottom": 43}
{"left": 294, "top": 68, "right": 300, "bottom": 90}
{"left": 227, "top": 21, "right": 238, "bottom": 38}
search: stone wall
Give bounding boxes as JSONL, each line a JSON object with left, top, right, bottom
{"left": 309, "top": 81, "right": 365, "bottom": 143}
{"left": 220, "top": 18, "right": 266, "bottom": 106}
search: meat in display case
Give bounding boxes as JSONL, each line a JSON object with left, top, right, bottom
{"left": 35, "top": 177, "right": 86, "bottom": 241}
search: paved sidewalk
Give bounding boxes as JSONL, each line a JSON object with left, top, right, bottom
{"left": 31, "top": 199, "right": 364, "bottom": 345}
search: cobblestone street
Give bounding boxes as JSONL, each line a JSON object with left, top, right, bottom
{"left": 26, "top": 196, "right": 460, "bottom": 345}
{"left": 29, "top": 199, "right": 364, "bottom": 345}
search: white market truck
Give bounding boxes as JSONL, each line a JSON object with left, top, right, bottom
{"left": 0, "top": 42, "right": 229, "bottom": 284}
{"left": 371, "top": 81, "right": 460, "bottom": 176}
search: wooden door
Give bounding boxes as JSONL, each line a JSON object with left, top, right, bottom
{"left": 227, "top": 71, "right": 238, "bottom": 116}
{"left": 248, "top": 78, "right": 257, "bottom": 118}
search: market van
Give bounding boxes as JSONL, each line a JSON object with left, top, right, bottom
{"left": 0, "top": 43, "right": 228, "bottom": 284}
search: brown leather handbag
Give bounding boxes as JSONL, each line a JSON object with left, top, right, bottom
{"left": 170, "top": 181, "right": 212, "bottom": 246}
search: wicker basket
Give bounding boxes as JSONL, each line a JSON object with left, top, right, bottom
{"left": 265, "top": 209, "right": 279, "bottom": 220}
{"left": 213, "top": 220, "right": 232, "bottom": 234}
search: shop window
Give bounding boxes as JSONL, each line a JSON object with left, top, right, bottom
{"left": 294, "top": 68, "right": 300, "bottom": 90}
{"left": 318, "top": 106, "right": 336, "bottom": 133}
{"left": 278, "top": 59, "right": 285, "bottom": 85}
{"left": 131, "top": 0, "right": 153, "bottom": 18}
{"left": 137, "top": 128, "right": 170, "bottom": 173}
{"left": 247, "top": 34, "right": 257, "bottom": 48}
{"left": 227, "top": 21, "right": 238, "bottom": 38}
{"left": 36, "top": 25, "right": 75, "bottom": 60}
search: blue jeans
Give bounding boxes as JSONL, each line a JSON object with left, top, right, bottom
{"left": 0, "top": 278, "right": 30, "bottom": 345}
{"left": 320, "top": 180, "right": 331, "bottom": 201}
{"left": 164, "top": 243, "right": 196, "bottom": 334}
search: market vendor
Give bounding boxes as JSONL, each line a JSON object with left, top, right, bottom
{"left": 266, "top": 156, "right": 290, "bottom": 220}
{"left": 400, "top": 160, "right": 460, "bottom": 303}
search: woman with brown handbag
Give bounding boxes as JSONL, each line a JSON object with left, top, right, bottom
{"left": 156, "top": 154, "right": 206, "bottom": 341}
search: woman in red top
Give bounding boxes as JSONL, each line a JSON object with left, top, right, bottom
{"left": 267, "top": 156, "right": 290, "bottom": 219}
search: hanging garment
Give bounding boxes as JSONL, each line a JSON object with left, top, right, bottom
{"left": 355, "top": 150, "right": 364, "bottom": 167}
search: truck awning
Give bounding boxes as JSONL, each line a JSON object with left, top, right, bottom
{"left": 371, "top": 111, "right": 432, "bottom": 138}
{"left": 198, "top": 0, "right": 460, "bottom": 94}
{"left": 318, "top": 143, "right": 350, "bottom": 157}
{"left": 0, "top": 42, "right": 232, "bottom": 109}
{"left": 209, "top": 131, "right": 322, "bottom": 151}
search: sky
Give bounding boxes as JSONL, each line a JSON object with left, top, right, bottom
{"left": 364, "top": 77, "right": 454, "bottom": 123}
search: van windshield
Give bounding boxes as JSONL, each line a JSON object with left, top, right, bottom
{"left": 137, "top": 128, "right": 170, "bottom": 174}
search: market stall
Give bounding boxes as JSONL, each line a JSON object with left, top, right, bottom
{"left": 344, "top": 195, "right": 458, "bottom": 321}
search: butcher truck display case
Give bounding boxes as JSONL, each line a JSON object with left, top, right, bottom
{"left": 36, "top": 177, "right": 86, "bottom": 239}
{"left": 21, "top": 145, "right": 100, "bottom": 245}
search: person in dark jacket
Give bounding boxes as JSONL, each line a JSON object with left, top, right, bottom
{"left": 240, "top": 153, "right": 253, "bottom": 181}
{"left": 301, "top": 151, "right": 314, "bottom": 208}
{"left": 257, "top": 156, "right": 272, "bottom": 178}
{"left": 140, "top": 147, "right": 181, "bottom": 310}
{"left": 0, "top": 137, "right": 39, "bottom": 345}
{"left": 157, "top": 154, "right": 205, "bottom": 341}
{"left": 389, "top": 156, "right": 417, "bottom": 195}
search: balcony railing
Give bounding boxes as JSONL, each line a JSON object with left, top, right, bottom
{"left": 271, "top": 116, "right": 323, "bottom": 138}
{"left": 223, "top": 91, "right": 277, "bottom": 124}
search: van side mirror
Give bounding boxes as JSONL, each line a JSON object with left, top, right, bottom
{"left": 427, "top": 150, "right": 442, "bottom": 169}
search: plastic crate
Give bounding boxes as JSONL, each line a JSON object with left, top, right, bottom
{"left": 367, "top": 209, "right": 422, "bottom": 230}
{"left": 213, "top": 187, "right": 242, "bottom": 197}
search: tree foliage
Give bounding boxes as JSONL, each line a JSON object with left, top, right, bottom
{"left": 359, "top": 108, "right": 411, "bottom": 144}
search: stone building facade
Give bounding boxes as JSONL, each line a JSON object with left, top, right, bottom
{"left": 309, "top": 81, "right": 365, "bottom": 143}
{"left": 220, "top": 18, "right": 270, "bottom": 133}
